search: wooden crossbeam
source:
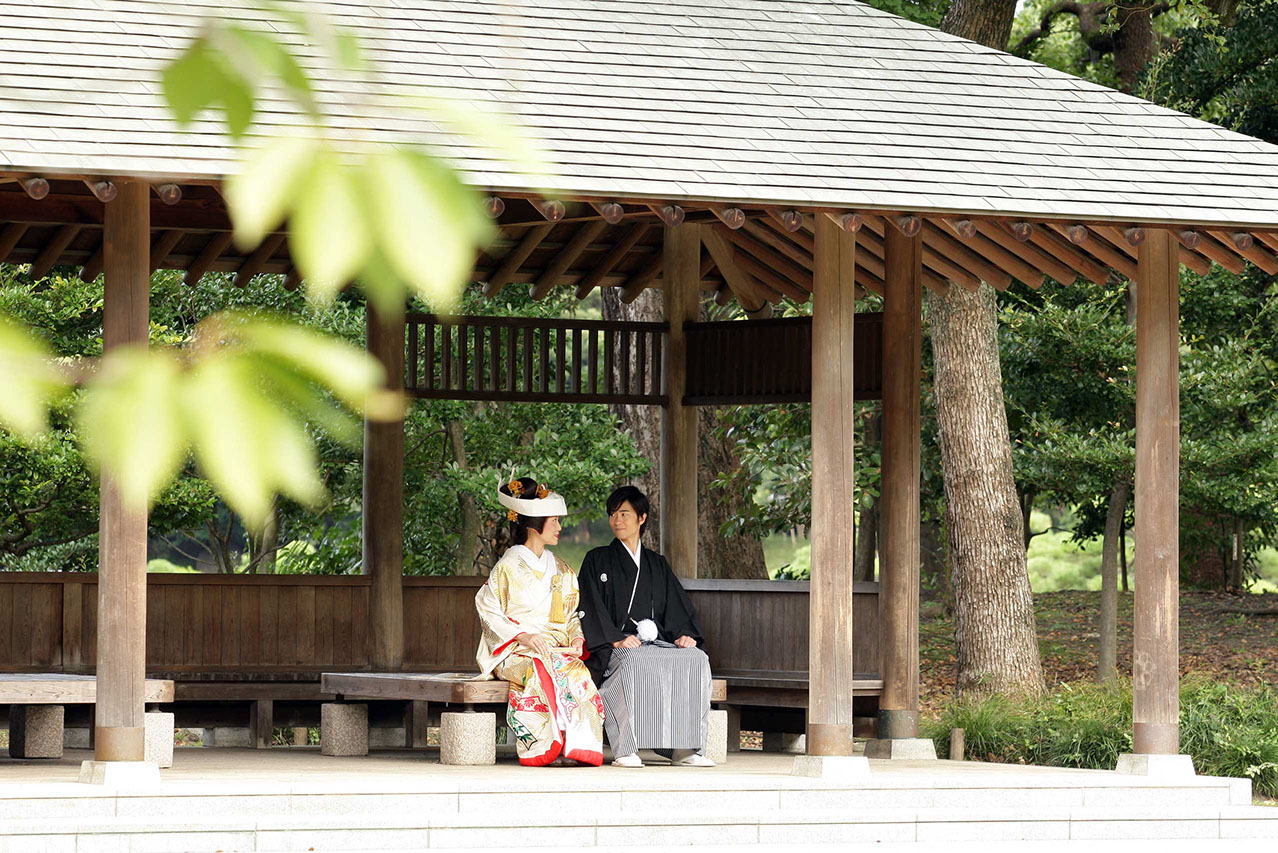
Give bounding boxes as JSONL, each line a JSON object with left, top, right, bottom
{"left": 856, "top": 225, "right": 947, "bottom": 294}
{"left": 1207, "top": 230, "right": 1278, "bottom": 274}
{"left": 591, "top": 202, "right": 626, "bottom": 224}
{"left": 29, "top": 224, "right": 81, "bottom": 279}
{"left": 974, "top": 221, "right": 1077, "bottom": 285}
{"left": 184, "top": 232, "right": 234, "bottom": 285}
{"left": 1254, "top": 232, "right": 1278, "bottom": 254}
{"left": 484, "top": 224, "right": 553, "bottom": 297}
{"left": 721, "top": 227, "right": 813, "bottom": 293}
{"left": 741, "top": 219, "right": 813, "bottom": 271}
{"left": 934, "top": 220, "right": 1045, "bottom": 289}
{"left": 19, "top": 177, "right": 49, "bottom": 200}
{"left": 80, "top": 244, "right": 104, "bottom": 283}
{"left": 0, "top": 223, "right": 29, "bottom": 263}
{"left": 83, "top": 179, "right": 116, "bottom": 203}
{"left": 649, "top": 204, "right": 685, "bottom": 227}
{"left": 1193, "top": 231, "right": 1248, "bottom": 275}
{"left": 153, "top": 184, "right": 182, "bottom": 205}
{"left": 234, "top": 232, "right": 287, "bottom": 288}
{"left": 1027, "top": 226, "right": 1109, "bottom": 285}
{"left": 148, "top": 229, "right": 185, "bottom": 273}
{"left": 576, "top": 223, "right": 650, "bottom": 299}
{"left": 619, "top": 251, "right": 663, "bottom": 303}
{"left": 732, "top": 249, "right": 808, "bottom": 302}
{"left": 921, "top": 222, "right": 1011, "bottom": 290}
{"left": 531, "top": 220, "right": 607, "bottom": 299}
{"left": 1056, "top": 226, "right": 1137, "bottom": 279}
{"left": 702, "top": 226, "right": 771, "bottom": 312}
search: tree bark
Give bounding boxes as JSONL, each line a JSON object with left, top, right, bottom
{"left": 1120, "top": 524, "right": 1129, "bottom": 592}
{"left": 445, "top": 419, "right": 482, "bottom": 575}
{"left": 602, "top": 287, "right": 767, "bottom": 577}
{"left": 932, "top": 0, "right": 1045, "bottom": 699}
{"left": 854, "top": 409, "right": 880, "bottom": 582}
{"left": 1098, "top": 480, "right": 1130, "bottom": 685}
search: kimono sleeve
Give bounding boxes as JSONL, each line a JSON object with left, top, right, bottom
{"left": 578, "top": 549, "right": 628, "bottom": 652}
{"left": 660, "top": 555, "right": 706, "bottom": 645}
{"left": 475, "top": 562, "right": 524, "bottom": 654}
{"left": 560, "top": 560, "right": 585, "bottom": 644}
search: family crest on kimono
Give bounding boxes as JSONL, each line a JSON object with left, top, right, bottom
{"left": 578, "top": 486, "right": 716, "bottom": 768}
{"left": 474, "top": 477, "right": 605, "bottom": 767}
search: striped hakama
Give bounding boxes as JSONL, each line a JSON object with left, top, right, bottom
{"left": 600, "top": 644, "right": 711, "bottom": 757}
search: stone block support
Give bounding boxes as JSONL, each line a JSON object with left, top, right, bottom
{"left": 144, "top": 712, "right": 174, "bottom": 768}
{"left": 440, "top": 711, "right": 496, "bottom": 766}
{"left": 9, "top": 705, "right": 64, "bottom": 759}
{"left": 706, "top": 709, "right": 728, "bottom": 764}
{"left": 320, "top": 703, "right": 369, "bottom": 757}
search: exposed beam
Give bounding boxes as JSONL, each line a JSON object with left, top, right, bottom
{"left": 1123, "top": 227, "right": 1146, "bottom": 247}
{"left": 0, "top": 223, "right": 29, "bottom": 262}
{"left": 711, "top": 206, "right": 746, "bottom": 230}
{"left": 148, "top": 229, "right": 185, "bottom": 273}
{"left": 1211, "top": 230, "right": 1254, "bottom": 252}
{"left": 483, "top": 196, "right": 505, "bottom": 218}
{"left": 974, "top": 221, "right": 1078, "bottom": 285}
{"left": 576, "top": 222, "right": 651, "bottom": 299}
{"left": 1009, "top": 221, "right": 1035, "bottom": 242}
{"left": 19, "top": 177, "right": 49, "bottom": 200}
{"left": 826, "top": 212, "right": 863, "bottom": 234}
{"left": 152, "top": 184, "right": 182, "bottom": 206}
{"left": 591, "top": 202, "right": 625, "bottom": 224}
{"left": 84, "top": 179, "right": 117, "bottom": 203}
{"left": 1063, "top": 224, "right": 1089, "bottom": 245}
{"left": 702, "top": 226, "right": 770, "bottom": 313}
{"left": 649, "top": 203, "right": 685, "bottom": 227}
{"left": 766, "top": 216, "right": 815, "bottom": 252}
{"left": 934, "top": 218, "right": 1044, "bottom": 288}
{"left": 1193, "top": 232, "right": 1248, "bottom": 275}
{"left": 531, "top": 220, "right": 607, "bottom": 299}
{"left": 732, "top": 248, "right": 809, "bottom": 302}
{"left": 1219, "top": 235, "right": 1278, "bottom": 275}
{"left": 862, "top": 218, "right": 964, "bottom": 292}
{"left": 80, "top": 244, "right": 105, "bottom": 283}
{"left": 921, "top": 223, "right": 1011, "bottom": 290}
{"left": 619, "top": 249, "right": 664, "bottom": 303}
{"left": 1176, "top": 230, "right": 1202, "bottom": 250}
{"left": 184, "top": 232, "right": 234, "bottom": 286}
{"left": 233, "top": 232, "right": 288, "bottom": 288}
{"left": 942, "top": 218, "right": 976, "bottom": 240}
{"left": 1026, "top": 226, "right": 1109, "bottom": 285}
{"left": 854, "top": 226, "right": 946, "bottom": 294}
{"left": 721, "top": 227, "right": 813, "bottom": 294}
{"left": 29, "top": 224, "right": 82, "bottom": 279}
{"left": 483, "top": 223, "right": 553, "bottom": 297}
{"left": 284, "top": 268, "right": 302, "bottom": 292}
{"left": 1254, "top": 232, "right": 1278, "bottom": 254}
{"left": 768, "top": 209, "right": 805, "bottom": 233}
{"left": 1048, "top": 224, "right": 1135, "bottom": 280}
{"left": 741, "top": 219, "right": 813, "bottom": 271}
{"left": 535, "top": 200, "right": 565, "bottom": 222}
{"left": 888, "top": 214, "right": 922, "bottom": 238}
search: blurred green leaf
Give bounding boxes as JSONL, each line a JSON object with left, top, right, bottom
{"left": 226, "top": 136, "right": 319, "bottom": 251}
{"left": 0, "top": 315, "right": 69, "bottom": 437}
{"left": 290, "top": 151, "right": 371, "bottom": 301}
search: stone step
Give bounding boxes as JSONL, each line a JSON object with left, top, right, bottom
{"left": 0, "top": 802, "right": 1274, "bottom": 851}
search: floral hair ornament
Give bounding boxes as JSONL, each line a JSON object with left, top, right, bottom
{"left": 507, "top": 509, "right": 519, "bottom": 522}
{"left": 495, "top": 473, "right": 568, "bottom": 519}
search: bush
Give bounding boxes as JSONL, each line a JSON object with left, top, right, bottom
{"left": 923, "top": 679, "right": 1278, "bottom": 797}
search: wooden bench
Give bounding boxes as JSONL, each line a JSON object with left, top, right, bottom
{"left": 1, "top": 674, "right": 174, "bottom": 760}
{"left": 713, "top": 670, "right": 885, "bottom": 748}
{"left": 320, "top": 671, "right": 729, "bottom": 764}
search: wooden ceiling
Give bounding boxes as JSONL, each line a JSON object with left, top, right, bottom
{"left": 3, "top": 178, "right": 1277, "bottom": 309}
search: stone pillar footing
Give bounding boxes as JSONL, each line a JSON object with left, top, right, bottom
{"left": 762, "top": 732, "right": 806, "bottom": 754}
{"left": 792, "top": 754, "right": 871, "bottom": 780}
{"left": 1115, "top": 753, "right": 1196, "bottom": 777}
{"left": 9, "top": 704, "right": 64, "bottom": 759}
{"left": 320, "top": 703, "right": 369, "bottom": 757}
{"left": 706, "top": 709, "right": 728, "bottom": 764}
{"left": 144, "top": 712, "right": 175, "bottom": 769}
{"left": 864, "top": 737, "right": 937, "bottom": 760}
{"left": 440, "top": 712, "right": 496, "bottom": 765}
{"left": 78, "top": 760, "right": 161, "bottom": 787}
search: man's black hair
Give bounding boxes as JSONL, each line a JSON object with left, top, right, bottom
{"left": 606, "top": 485, "right": 650, "bottom": 537}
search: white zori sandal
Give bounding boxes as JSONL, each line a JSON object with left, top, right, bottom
{"left": 674, "top": 752, "right": 716, "bottom": 767}
{"left": 611, "top": 753, "right": 644, "bottom": 768}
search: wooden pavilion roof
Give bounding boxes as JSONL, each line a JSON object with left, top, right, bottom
{"left": 3, "top": 1, "right": 1278, "bottom": 306}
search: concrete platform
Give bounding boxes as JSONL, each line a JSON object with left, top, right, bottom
{"left": 0, "top": 749, "right": 1272, "bottom": 850}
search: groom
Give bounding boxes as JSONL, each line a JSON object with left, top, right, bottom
{"left": 577, "top": 485, "right": 713, "bottom": 767}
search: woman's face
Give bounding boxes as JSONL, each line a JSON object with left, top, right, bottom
{"left": 535, "top": 515, "right": 562, "bottom": 546}
{"left": 609, "top": 501, "right": 646, "bottom": 542}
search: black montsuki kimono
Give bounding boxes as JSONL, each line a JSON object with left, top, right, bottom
{"left": 577, "top": 538, "right": 705, "bottom": 687}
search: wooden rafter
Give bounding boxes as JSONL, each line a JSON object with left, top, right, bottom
{"left": 1026, "top": 226, "right": 1109, "bottom": 285}
{"left": 619, "top": 251, "right": 663, "bottom": 303}
{"left": 721, "top": 227, "right": 812, "bottom": 293}
{"left": 575, "top": 223, "right": 650, "bottom": 299}
{"left": 1192, "top": 232, "right": 1248, "bottom": 275}
{"left": 921, "top": 223, "right": 1011, "bottom": 290}
{"left": 855, "top": 226, "right": 947, "bottom": 294}
{"left": 531, "top": 220, "right": 607, "bottom": 300}
{"left": 80, "top": 244, "right": 104, "bottom": 283}
{"left": 702, "top": 226, "right": 770, "bottom": 312}
{"left": 484, "top": 223, "right": 553, "bottom": 297}
{"left": 974, "top": 221, "right": 1077, "bottom": 285}
{"left": 148, "top": 229, "right": 185, "bottom": 273}
{"left": 234, "top": 233, "right": 288, "bottom": 288}
{"left": 935, "top": 218, "right": 1045, "bottom": 288}
{"left": 1051, "top": 224, "right": 1137, "bottom": 279}
{"left": 184, "top": 232, "right": 234, "bottom": 286}
{"left": 0, "top": 223, "right": 28, "bottom": 263}
{"left": 29, "top": 224, "right": 81, "bottom": 279}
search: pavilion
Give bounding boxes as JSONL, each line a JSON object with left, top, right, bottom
{"left": 3, "top": 0, "right": 1278, "bottom": 785}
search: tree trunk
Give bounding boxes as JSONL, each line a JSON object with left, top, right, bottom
{"left": 934, "top": 0, "right": 1044, "bottom": 701}
{"left": 1098, "top": 480, "right": 1130, "bottom": 685}
{"left": 854, "top": 409, "right": 880, "bottom": 582}
{"left": 1112, "top": 3, "right": 1158, "bottom": 94}
{"left": 602, "top": 287, "right": 766, "bottom": 577}
{"left": 1020, "top": 487, "right": 1037, "bottom": 553}
{"left": 445, "top": 419, "right": 482, "bottom": 575}
{"left": 1120, "top": 524, "right": 1129, "bottom": 592}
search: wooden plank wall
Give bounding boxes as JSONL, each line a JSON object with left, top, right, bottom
{"left": 0, "top": 574, "right": 880, "bottom": 679}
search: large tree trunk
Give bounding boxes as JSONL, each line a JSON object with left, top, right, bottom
{"left": 445, "top": 419, "right": 482, "bottom": 575}
{"left": 602, "top": 287, "right": 767, "bottom": 578}
{"left": 854, "top": 409, "right": 880, "bottom": 582}
{"left": 1098, "top": 480, "right": 1130, "bottom": 685}
{"left": 933, "top": 0, "right": 1045, "bottom": 699}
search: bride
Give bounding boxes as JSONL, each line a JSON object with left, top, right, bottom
{"left": 474, "top": 477, "right": 605, "bottom": 766}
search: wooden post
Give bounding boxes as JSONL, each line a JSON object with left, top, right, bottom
{"left": 1133, "top": 228, "right": 1180, "bottom": 755}
{"left": 660, "top": 223, "right": 699, "bottom": 578}
{"left": 364, "top": 302, "right": 405, "bottom": 671}
{"left": 95, "top": 181, "right": 150, "bottom": 763}
{"left": 797, "top": 213, "right": 861, "bottom": 772}
{"left": 878, "top": 225, "right": 923, "bottom": 741}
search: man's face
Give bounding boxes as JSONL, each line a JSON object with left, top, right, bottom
{"left": 609, "top": 501, "right": 646, "bottom": 542}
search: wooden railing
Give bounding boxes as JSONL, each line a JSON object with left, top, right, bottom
{"left": 0, "top": 573, "right": 880, "bottom": 684}
{"left": 683, "top": 313, "right": 884, "bottom": 405}
{"left": 405, "top": 313, "right": 667, "bottom": 405}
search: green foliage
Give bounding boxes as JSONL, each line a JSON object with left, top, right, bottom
{"left": 924, "top": 680, "right": 1278, "bottom": 795}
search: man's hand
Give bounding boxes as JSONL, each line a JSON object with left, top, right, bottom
{"left": 612, "top": 635, "right": 641, "bottom": 649}
{"left": 674, "top": 635, "right": 696, "bottom": 649}
{"left": 517, "top": 632, "right": 552, "bottom": 657}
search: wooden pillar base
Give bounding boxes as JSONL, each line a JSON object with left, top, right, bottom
{"left": 93, "top": 726, "right": 145, "bottom": 762}
{"left": 875, "top": 709, "right": 919, "bottom": 740}
{"left": 805, "top": 722, "right": 856, "bottom": 757}
{"left": 1133, "top": 722, "right": 1180, "bottom": 755}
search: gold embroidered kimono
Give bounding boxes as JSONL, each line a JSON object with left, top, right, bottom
{"left": 475, "top": 545, "right": 604, "bottom": 766}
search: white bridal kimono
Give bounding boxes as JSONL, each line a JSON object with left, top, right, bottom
{"left": 475, "top": 545, "right": 605, "bottom": 766}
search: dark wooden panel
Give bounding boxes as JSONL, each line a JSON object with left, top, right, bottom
{"left": 684, "top": 313, "right": 883, "bottom": 404}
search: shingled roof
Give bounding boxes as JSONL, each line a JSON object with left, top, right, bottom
{"left": 4, "top": 0, "right": 1278, "bottom": 229}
